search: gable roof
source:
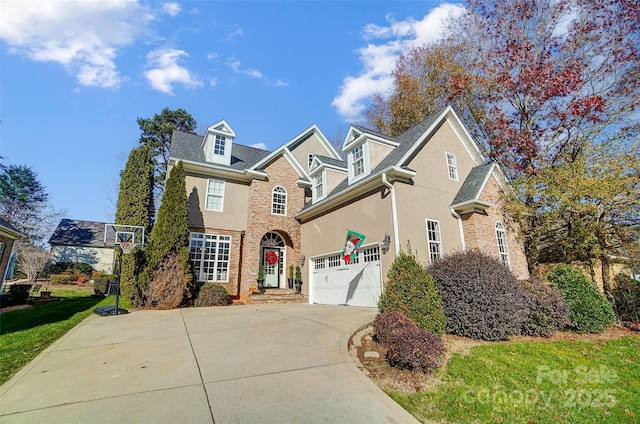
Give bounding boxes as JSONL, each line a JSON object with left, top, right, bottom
{"left": 451, "top": 162, "right": 495, "bottom": 206}
{"left": 48, "top": 219, "right": 111, "bottom": 248}
{"left": 297, "top": 106, "right": 487, "bottom": 219}
{"left": 310, "top": 155, "right": 347, "bottom": 173}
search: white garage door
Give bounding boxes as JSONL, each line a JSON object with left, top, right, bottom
{"left": 312, "top": 246, "right": 382, "bottom": 307}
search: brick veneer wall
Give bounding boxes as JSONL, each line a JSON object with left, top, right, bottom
{"left": 239, "top": 155, "right": 305, "bottom": 302}
{"left": 461, "top": 175, "right": 530, "bottom": 280}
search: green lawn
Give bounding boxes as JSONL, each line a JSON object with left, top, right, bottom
{"left": 388, "top": 335, "right": 640, "bottom": 423}
{"left": 0, "top": 286, "right": 131, "bottom": 384}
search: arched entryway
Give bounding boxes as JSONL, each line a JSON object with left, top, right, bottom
{"left": 260, "top": 232, "right": 286, "bottom": 288}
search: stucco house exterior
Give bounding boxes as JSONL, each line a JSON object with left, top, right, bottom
{"left": 48, "top": 219, "right": 116, "bottom": 273}
{"left": 0, "top": 217, "right": 23, "bottom": 289}
{"left": 169, "top": 106, "right": 529, "bottom": 306}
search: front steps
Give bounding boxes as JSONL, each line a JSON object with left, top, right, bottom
{"left": 249, "top": 288, "right": 307, "bottom": 304}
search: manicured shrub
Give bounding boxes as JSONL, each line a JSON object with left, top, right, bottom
{"left": 428, "top": 249, "right": 527, "bottom": 341}
{"left": 378, "top": 249, "right": 446, "bottom": 336}
{"left": 47, "top": 261, "right": 93, "bottom": 276}
{"left": 547, "top": 265, "right": 616, "bottom": 334}
{"left": 373, "top": 311, "right": 444, "bottom": 373}
{"left": 520, "top": 278, "right": 569, "bottom": 337}
{"left": 50, "top": 274, "right": 75, "bottom": 284}
{"left": 612, "top": 273, "right": 640, "bottom": 322}
{"left": 93, "top": 278, "right": 111, "bottom": 295}
{"left": 372, "top": 310, "right": 417, "bottom": 347}
{"left": 194, "top": 283, "right": 231, "bottom": 307}
{"left": 8, "top": 284, "right": 32, "bottom": 305}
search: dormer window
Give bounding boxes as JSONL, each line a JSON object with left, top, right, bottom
{"left": 214, "top": 135, "right": 226, "bottom": 156}
{"left": 347, "top": 143, "right": 369, "bottom": 184}
{"left": 312, "top": 171, "right": 325, "bottom": 201}
{"left": 353, "top": 145, "right": 365, "bottom": 177}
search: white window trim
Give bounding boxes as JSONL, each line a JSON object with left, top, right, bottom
{"left": 308, "top": 153, "right": 314, "bottom": 170}
{"left": 446, "top": 152, "right": 458, "bottom": 181}
{"left": 495, "top": 221, "right": 511, "bottom": 268}
{"left": 271, "top": 186, "right": 287, "bottom": 216}
{"left": 189, "top": 233, "right": 232, "bottom": 282}
{"left": 312, "top": 169, "right": 326, "bottom": 202}
{"left": 348, "top": 143, "right": 369, "bottom": 184}
{"left": 425, "top": 219, "right": 443, "bottom": 263}
{"left": 205, "top": 178, "right": 225, "bottom": 212}
{"left": 213, "top": 135, "right": 226, "bottom": 156}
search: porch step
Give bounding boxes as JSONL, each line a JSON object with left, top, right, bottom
{"left": 249, "top": 288, "right": 307, "bottom": 304}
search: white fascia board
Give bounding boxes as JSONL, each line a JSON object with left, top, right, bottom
{"left": 296, "top": 166, "right": 415, "bottom": 221}
{"left": 444, "top": 107, "right": 485, "bottom": 166}
{"left": 306, "top": 124, "right": 342, "bottom": 160}
{"left": 175, "top": 158, "right": 253, "bottom": 183}
{"left": 296, "top": 179, "right": 312, "bottom": 188}
{"left": 0, "top": 226, "right": 23, "bottom": 240}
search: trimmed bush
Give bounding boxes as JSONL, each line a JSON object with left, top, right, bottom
{"left": 8, "top": 284, "right": 32, "bottom": 305}
{"left": 144, "top": 251, "right": 189, "bottom": 309}
{"left": 373, "top": 310, "right": 417, "bottom": 347}
{"left": 373, "top": 311, "right": 444, "bottom": 373}
{"left": 547, "top": 265, "right": 616, "bottom": 334}
{"left": 194, "top": 283, "right": 231, "bottom": 307}
{"left": 378, "top": 249, "right": 446, "bottom": 336}
{"left": 428, "top": 249, "right": 527, "bottom": 341}
{"left": 612, "top": 273, "right": 640, "bottom": 322}
{"left": 520, "top": 279, "right": 569, "bottom": 337}
{"left": 93, "top": 278, "right": 111, "bottom": 295}
{"left": 47, "top": 261, "right": 93, "bottom": 276}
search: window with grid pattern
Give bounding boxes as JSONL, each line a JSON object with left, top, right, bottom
{"left": 206, "top": 179, "right": 224, "bottom": 211}
{"left": 190, "top": 233, "right": 232, "bottom": 282}
{"left": 446, "top": 152, "right": 458, "bottom": 180}
{"left": 352, "top": 145, "right": 365, "bottom": 177}
{"left": 313, "top": 172, "right": 324, "bottom": 200}
{"left": 213, "top": 135, "right": 226, "bottom": 156}
{"left": 495, "top": 222, "right": 510, "bottom": 268}
{"left": 426, "top": 219, "right": 443, "bottom": 263}
{"left": 271, "top": 186, "right": 287, "bottom": 215}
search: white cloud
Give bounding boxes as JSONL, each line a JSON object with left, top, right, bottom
{"left": 332, "top": 3, "right": 465, "bottom": 121}
{"left": 0, "top": 0, "right": 152, "bottom": 88}
{"left": 162, "top": 2, "right": 181, "bottom": 17}
{"left": 225, "top": 25, "right": 243, "bottom": 41}
{"left": 144, "top": 48, "right": 202, "bottom": 95}
{"left": 250, "top": 142, "right": 267, "bottom": 150}
{"left": 207, "top": 52, "right": 218, "bottom": 60}
{"left": 227, "top": 58, "right": 263, "bottom": 79}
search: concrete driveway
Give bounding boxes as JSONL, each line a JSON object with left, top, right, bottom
{"left": 0, "top": 304, "right": 419, "bottom": 423}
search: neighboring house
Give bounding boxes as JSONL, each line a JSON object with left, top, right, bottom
{"left": 48, "top": 219, "right": 116, "bottom": 273}
{"left": 170, "top": 106, "right": 529, "bottom": 306}
{"left": 0, "top": 217, "right": 23, "bottom": 289}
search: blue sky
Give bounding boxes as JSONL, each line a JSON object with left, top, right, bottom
{"left": 1, "top": 0, "right": 463, "bottom": 225}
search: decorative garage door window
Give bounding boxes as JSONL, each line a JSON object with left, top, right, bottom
{"left": 313, "top": 246, "right": 380, "bottom": 270}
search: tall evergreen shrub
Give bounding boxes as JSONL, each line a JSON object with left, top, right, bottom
{"left": 378, "top": 249, "right": 446, "bottom": 336}
{"left": 547, "top": 265, "right": 616, "bottom": 333}
{"left": 145, "top": 161, "right": 195, "bottom": 306}
{"left": 114, "top": 145, "right": 155, "bottom": 305}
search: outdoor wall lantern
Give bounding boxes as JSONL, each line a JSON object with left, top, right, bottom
{"left": 380, "top": 233, "right": 391, "bottom": 254}
{"left": 300, "top": 254, "right": 306, "bottom": 266}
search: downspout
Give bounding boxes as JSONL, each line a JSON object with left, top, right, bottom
{"left": 234, "top": 230, "right": 245, "bottom": 301}
{"left": 450, "top": 208, "right": 466, "bottom": 251}
{"left": 381, "top": 173, "right": 400, "bottom": 256}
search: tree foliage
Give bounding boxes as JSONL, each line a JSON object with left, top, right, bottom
{"left": 145, "top": 161, "right": 194, "bottom": 306}
{"left": 115, "top": 145, "right": 155, "bottom": 304}
{"left": 137, "top": 107, "right": 196, "bottom": 190}
{"left": 0, "top": 164, "right": 47, "bottom": 241}
{"left": 365, "top": 0, "right": 640, "bottom": 273}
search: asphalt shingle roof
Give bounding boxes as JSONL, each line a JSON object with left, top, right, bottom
{"left": 48, "top": 219, "right": 111, "bottom": 248}
{"left": 313, "top": 155, "right": 347, "bottom": 169}
{"left": 0, "top": 216, "right": 21, "bottom": 236}
{"left": 170, "top": 130, "right": 271, "bottom": 170}
{"left": 451, "top": 162, "right": 494, "bottom": 205}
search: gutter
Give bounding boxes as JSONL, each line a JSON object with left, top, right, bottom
{"left": 381, "top": 173, "right": 400, "bottom": 256}
{"left": 449, "top": 208, "right": 466, "bottom": 251}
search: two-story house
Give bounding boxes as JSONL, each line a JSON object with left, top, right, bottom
{"left": 169, "top": 106, "right": 529, "bottom": 306}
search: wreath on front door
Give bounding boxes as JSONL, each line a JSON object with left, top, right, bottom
{"left": 265, "top": 251, "right": 278, "bottom": 265}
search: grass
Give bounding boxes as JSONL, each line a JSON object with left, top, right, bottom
{"left": 0, "top": 285, "right": 132, "bottom": 384}
{"left": 388, "top": 335, "right": 640, "bottom": 423}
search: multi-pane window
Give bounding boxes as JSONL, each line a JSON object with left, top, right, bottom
{"left": 352, "top": 145, "right": 365, "bottom": 177}
{"left": 446, "top": 152, "right": 458, "bottom": 180}
{"left": 206, "top": 179, "right": 225, "bottom": 211}
{"left": 190, "top": 233, "right": 231, "bottom": 282}
{"left": 308, "top": 154, "right": 314, "bottom": 170}
{"left": 426, "top": 219, "right": 443, "bottom": 263}
{"left": 272, "top": 186, "right": 287, "bottom": 215}
{"left": 313, "top": 172, "right": 324, "bottom": 200}
{"left": 495, "top": 222, "right": 510, "bottom": 267}
{"left": 213, "top": 135, "right": 226, "bottom": 156}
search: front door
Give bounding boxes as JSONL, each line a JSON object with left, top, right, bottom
{"left": 263, "top": 248, "right": 280, "bottom": 288}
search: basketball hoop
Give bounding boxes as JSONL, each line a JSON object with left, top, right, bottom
{"left": 119, "top": 241, "right": 137, "bottom": 255}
